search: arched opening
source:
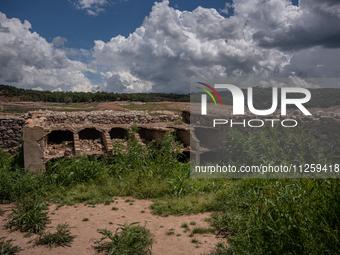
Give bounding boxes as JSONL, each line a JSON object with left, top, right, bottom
{"left": 110, "top": 127, "right": 129, "bottom": 151}
{"left": 45, "top": 130, "right": 74, "bottom": 157}
{"left": 138, "top": 128, "right": 166, "bottom": 144}
{"left": 48, "top": 130, "right": 73, "bottom": 144}
{"left": 109, "top": 128, "right": 128, "bottom": 139}
{"left": 78, "top": 128, "right": 105, "bottom": 154}
{"left": 79, "top": 128, "right": 101, "bottom": 140}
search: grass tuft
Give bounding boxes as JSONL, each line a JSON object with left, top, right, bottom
{"left": 0, "top": 237, "right": 21, "bottom": 254}
{"left": 192, "top": 227, "right": 215, "bottom": 235}
{"left": 35, "top": 223, "right": 76, "bottom": 249}
{"left": 5, "top": 198, "right": 50, "bottom": 234}
{"left": 94, "top": 222, "right": 153, "bottom": 255}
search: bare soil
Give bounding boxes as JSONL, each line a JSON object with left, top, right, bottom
{"left": 0, "top": 197, "right": 225, "bottom": 255}
{"left": 97, "top": 103, "right": 131, "bottom": 112}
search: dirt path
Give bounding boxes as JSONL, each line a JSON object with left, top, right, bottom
{"left": 0, "top": 197, "right": 225, "bottom": 255}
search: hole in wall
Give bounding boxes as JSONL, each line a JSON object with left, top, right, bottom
{"left": 45, "top": 130, "right": 74, "bottom": 157}
{"left": 78, "top": 128, "right": 105, "bottom": 154}
{"left": 109, "top": 128, "right": 128, "bottom": 139}
{"left": 79, "top": 128, "right": 101, "bottom": 140}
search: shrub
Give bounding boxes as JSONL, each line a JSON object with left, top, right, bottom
{"left": 209, "top": 179, "right": 340, "bottom": 255}
{"left": 94, "top": 222, "right": 153, "bottom": 255}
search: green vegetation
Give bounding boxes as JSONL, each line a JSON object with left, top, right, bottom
{"left": 191, "top": 238, "right": 199, "bottom": 244}
{"left": 4, "top": 198, "right": 50, "bottom": 234}
{"left": 34, "top": 223, "right": 76, "bottom": 249}
{"left": 224, "top": 125, "right": 333, "bottom": 168}
{"left": 125, "top": 199, "right": 135, "bottom": 203}
{"left": 0, "top": 84, "right": 189, "bottom": 103}
{"left": 0, "top": 125, "right": 340, "bottom": 254}
{"left": 94, "top": 222, "right": 153, "bottom": 255}
{"left": 191, "top": 227, "right": 215, "bottom": 234}
{"left": 0, "top": 237, "right": 21, "bottom": 254}
{"left": 181, "top": 223, "right": 188, "bottom": 228}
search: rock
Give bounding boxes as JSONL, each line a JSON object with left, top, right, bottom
{"left": 325, "top": 117, "right": 335, "bottom": 123}
{"left": 49, "top": 150, "right": 56, "bottom": 155}
{"left": 64, "top": 148, "right": 72, "bottom": 156}
{"left": 25, "top": 119, "right": 35, "bottom": 127}
{"left": 8, "top": 141, "right": 19, "bottom": 147}
{"left": 315, "top": 111, "right": 324, "bottom": 117}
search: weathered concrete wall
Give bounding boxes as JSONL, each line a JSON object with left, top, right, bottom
{"left": 23, "top": 126, "right": 44, "bottom": 173}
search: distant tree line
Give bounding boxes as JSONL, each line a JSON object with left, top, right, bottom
{"left": 1, "top": 84, "right": 339, "bottom": 108}
{"left": 0, "top": 84, "right": 190, "bottom": 103}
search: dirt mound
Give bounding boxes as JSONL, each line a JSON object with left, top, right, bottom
{"left": 97, "top": 103, "right": 131, "bottom": 111}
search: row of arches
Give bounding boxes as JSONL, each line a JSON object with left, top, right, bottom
{"left": 48, "top": 128, "right": 128, "bottom": 145}
{"left": 45, "top": 127, "right": 190, "bottom": 158}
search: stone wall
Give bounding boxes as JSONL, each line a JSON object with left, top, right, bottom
{"left": 0, "top": 116, "right": 25, "bottom": 154}
{"left": 24, "top": 110, "right": 180, "bottom": 126}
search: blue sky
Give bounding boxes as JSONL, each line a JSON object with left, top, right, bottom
{"left": 1, "top": 0, "right": 231, "bottom": 50}
{"left": 0, "top": 0, "right": 339, "bottom": 93}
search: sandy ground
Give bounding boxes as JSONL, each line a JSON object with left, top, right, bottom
{"left": 0, "top": 197, "right": 225, "bottom": 255}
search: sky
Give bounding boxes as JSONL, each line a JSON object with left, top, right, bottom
{"left": 0, "top": 0, "right": 339, "bottom": 94}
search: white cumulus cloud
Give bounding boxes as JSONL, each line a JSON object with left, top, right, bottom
{"left": 1, "top": 0, "right": 340, "bottom": 94}
{"left": 72, "top": 0, "right": 109, "bottom": 16}
{"left": 0, "top": 12, "right": 98, "bottom": 92}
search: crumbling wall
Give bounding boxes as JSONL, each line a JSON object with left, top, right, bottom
{"left": 19, "top": 110, "right": 189, "bottom": 172}
{"left": 0, "top": 116, "right": 25, "bottom": 154}
{"left": 24, "top": 110, "right": 180, "bottom": 125}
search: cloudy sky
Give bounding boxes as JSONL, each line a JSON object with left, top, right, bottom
{"left": 0, "top": 0, "right": 339, "bottom": 93}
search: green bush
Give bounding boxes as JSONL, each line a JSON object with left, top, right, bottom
{"left": 223, "top": 126, "right": 332, "bottom": 167}
{"left": 94, "top": 222, "right": 153, "bottom": 255}
{"left": 209, "top": 179, "right": 340, "bottom": 255}
{"left": 45, "top": 156, "right": 109, "bottom": 187}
